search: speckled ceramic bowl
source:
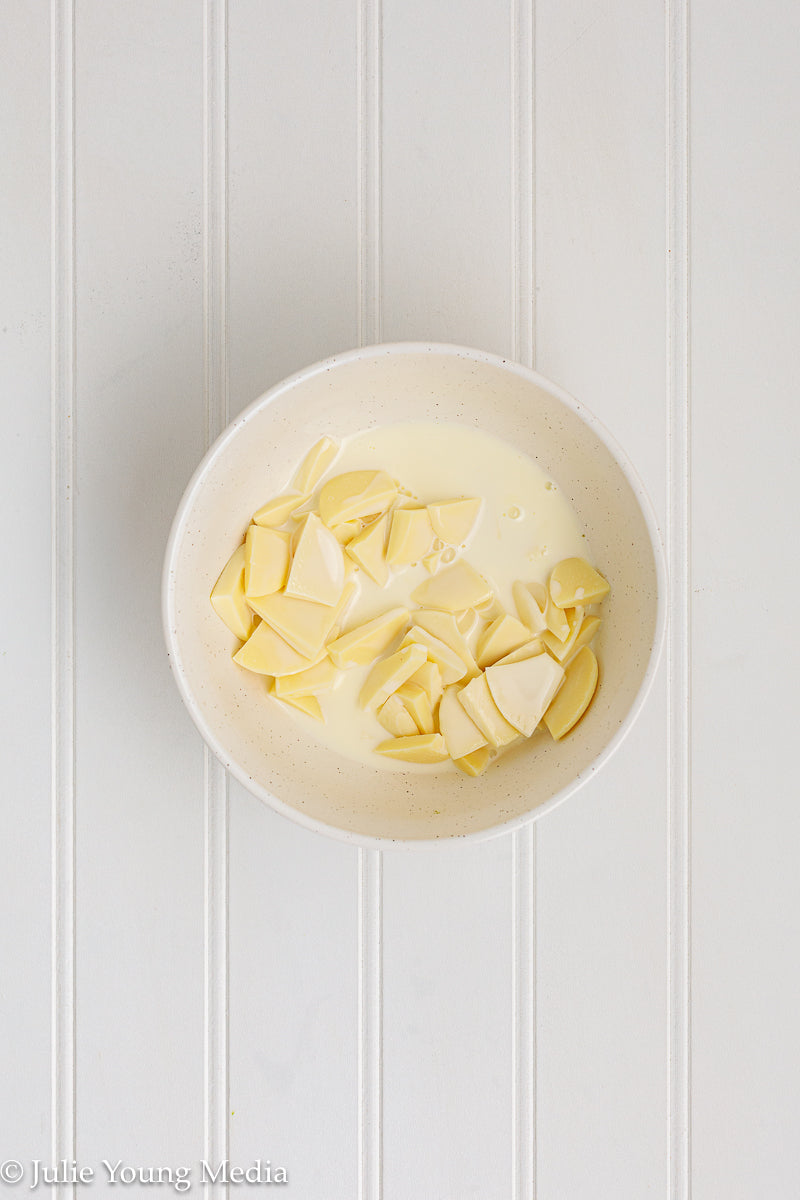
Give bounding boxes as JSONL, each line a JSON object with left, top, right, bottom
{"left": 163, "top": 343, "right": 666, "bottom": 845}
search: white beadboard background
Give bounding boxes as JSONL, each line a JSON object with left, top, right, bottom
{"left": 1, "top": 1, "right": 798, "bottom": 1198}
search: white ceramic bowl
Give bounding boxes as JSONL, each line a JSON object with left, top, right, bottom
{"left": 163, "top": 343, "right": 666, "bottom": 846}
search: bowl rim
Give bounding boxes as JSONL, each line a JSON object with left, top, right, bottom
{"left": 162, "top": 340, "right": 668, "bottom": 849}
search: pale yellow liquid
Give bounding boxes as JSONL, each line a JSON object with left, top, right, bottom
{"left": 279, "top": 422, "right": 589, "bottom": 770}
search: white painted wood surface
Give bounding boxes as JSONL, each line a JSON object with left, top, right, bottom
{"left": 1, "top": 2, "right": 797, "bottom": 1198}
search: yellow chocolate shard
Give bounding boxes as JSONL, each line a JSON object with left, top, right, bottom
{"left": 252, "top": 491, "right": 306, "bottom": 527}
{"left": 422, "top": 550, "right": 443, "bottom": 574}
{"left": 495, "top": 638, "right": 544, "bottom": 666}
{"left": 476, "top": 613, "right": 532, "bottom": 669}
{"left": 544, "top": 589, "right": 570, "bottom": 642}
{"left": 244, "top": 525, "right": 291, "bottom": 598}
{"left": 233, "top": 620, "right": 325, "bottom": 677}
{"left": 549, "top": 557, "right": 610, "bottom": 608}
{"left": 411, "top": 560, "right": 493, "bottom": 612}
{"left": 345, "top": 513, "right": 389, "bottom": 585}
{"left": 319, "top": 470, "right": 397, "bottom": 526}
{"left": 512, "top": 579, "right": 548, "bottom": 636}
{"left": 413, "top": 609, "right": 479, "bottom": 677}
{"left": 360, "top": 642, "right": 428, "bottom": 710}
{"left": 386, "top": 506, "right": 435, "bottom": 567}
{"left": 454, "top": 746, "right": 491, "bottom": 777}
{"left": 438, "top": 685, "right": 487, "bottom": 759}
{"left": 394, "top": 681, "right": 435, "bottom": 735}
{"left": 400, "top": 626, "right": 469, "bottom": 686}
{"left": 374, "top": 733, "right": 449, "bottom": 764}
{"left": 408, "top": 660, "right": 443, "bottom": 710}
{"left": 327, "top": 607, "right": 410, "bottom": 668}
{"left": 249, "top": 580, "right": 356, "bottom": 659}
{"left": 330, "top": 519, "right": 362, "bottom": 544}
{"left": 563, "top": 615, "right": 602, "bottom": 666}
{"left": 541, "top": 605, "right": 586, "bottom": 662}
{"left": 457, "top": 673, "right": 519, "bottom": 748}
{"left": 276, "top": 691, "right": 324, "bottom": 722}
{"left": 210, "top": 543, "right": 257, "bottom": 642}
{"left": 543, "top": 646, "right": 599, "bottom": 739}
{"left": 377, "top": 694, "right": 419, "bottom": 738}
{"left": 485, "top": 653, "right": 564, "bottom": 737}
{"left": 292, "top": 435, "right": 339, "bottom": 494}
{"left": 273, "top": 656, "right": 338, "bottom": 699}
{"left": 284, "top": 511, "right": 345, "bottom": 607}
{"left": 426, "top": 497, "right": 482, "bottom": 545}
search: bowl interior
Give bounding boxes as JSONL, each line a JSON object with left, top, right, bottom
{"left": 165, "top": 346, "right": 663, "bottom": 842}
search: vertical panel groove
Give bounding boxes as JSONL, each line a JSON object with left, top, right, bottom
{"left": 51, "top": 1, "right": 76, "bottom": 1194}
{"left": 512, "top": 1, "right": 536, "bottom": 1196}
{"left": 358, "top": 0, "right": 382, "bottom": 345}
{"left": 666, "top": 0, "right": 691, "bottom": 1196}
{"left": 358, "top": 2, "right": 383, "bottom": 1191}
{"left": 203, "top": 1, "right": 230, "bottom": 1192}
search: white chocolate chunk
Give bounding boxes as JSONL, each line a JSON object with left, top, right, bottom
{"left": 273, "top": 656, "right": 338, "bottom": 699}
{"left": 426, "top": 497, "right": 482, "bottom": 545}
{"left": 400, "top": 627, "right": 468, "bottom": 686}
{"left": 394, "top": 682, "right": 435, "bottom": 735}
{"left": 494, "top": 638, "right": 544, "bottom": 666}
{"left": 422, "top": 550, "right": 443, "bottom": 574}
{"left": 439, "top": 685, "right": 488, "bottom": 759}
{"left": 360, "top": 642, "right": 428, "bottom": 710}
{"left": 319, "top": 470, "right": 397, "bottom": 526}
{"left": 386, "top": 507, "right": 434, "bottom": 567}
{"left": 244, "top": 525, "right": 291, "bottom": 598}
{"left": 345, "top": 513, "right": 389, "bottom": 585}
{"left": 549, "top": 557, "right": 610, "bottom": 608}
{"left": 292, "top": 436, "right": 339, "bottom": 494}
{"left": 413, "top": 609, "right": 480, "bottom": 677}
{"left": 210, "top": 543, "right": 257, "bottom": 642}
{"left": 563, "top": 615, "right": 602, "bottom": 666}
{"left": 377, "top": 694, "right": 419, "bottom": 738}
{"left": 457, "top": 674, "right": 520, "bottom": 748}
{"left": 374, "top": 733, "right": 449, "bottom": 764}
{"left": 411, "top": 560, "right": 493, "bottom": 612}
{"left": 454, "top": 746, "right": 491, "bottom": 777}
{"left": 543, "top": 646, "right": 599, "bottom": 739}
{"left": 456, "top": 608, "right": 480, "bottom": 637}
{"left": 485, "top": 653, "right": 564, "bottom": 737}
{"left": 540, "top": 606, "right": 586, "bottom": 662}
{"left": 476, "top": 613, "right": 532, "bottom": 669}
{"left": 512, "top": 579, "right": 548, "bottom": 636}
{"left": 330, "top": 519, "right": 362, "bottom": 544}
{"left": 275, "top": 691, "right": 324, "bottom": 722}
{"left": 544, "top": 589, "right": 570, "bottom": 642}
{"left": 408, "top": 660, "right": 443, "bottom": 710}
{"left": 327, "top": 607, "right": 409, "bottom": 668}
{"left": 249, "top": 580, "right": 356, "bottom": 659}
{"left": 252, "top": 491, "right": 306, "bottom": 527}
{"left": 284, "top": 511, "right": 345, "bottom": 606}
{"left": 233, "top": 619, "right": 325, "bottom": 677}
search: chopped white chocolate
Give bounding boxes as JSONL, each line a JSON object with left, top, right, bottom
{"left": 345, "top": 513, "right": 390, "bottom": 585}
{"left": 327, "top": 607, "right": 409, "bottom": 668}
{"left": 544, "top": 589, "right": 571, "bottom": 642}
{"left": 244, "top": 525, "right": 291, "bottom": 598}
{"left": 374, "top": 733, "right": 449, "bottom": 764}
{"left": 233, "top": 620, "right": 325, "bottom": 677}
{"left": 252, "top": 491, "right": 307, "bottom": 527}
{"left": 377, "top": 694, "right": 419, "bottom": 737}
{"left": 543, "top": 646, "right": 599, "bottom": 739}
{"left": 400, "top": 626, "right": 469, "bottom": 686}
{"left": 540, "top": 605, "right": 586, "bottom": 662}
{"left": 330, "top": 519, "right": 362, "bottom": 544}
{"left": 394, "top": 681, "right": 435, "bottom": 735}
{"left": 386, "top": 507, "right": 435, "bottom": 567}
{"left": 426, "top": 497, "right": 482, "bottom": 545}
{"left": 476, "top": 613, "right": 532, "bottom": 669}
{"left": 413, "top": 609, "right": 479, "bottom": 677}
{"left": 319, "top": 470, "right": 397, "bottom": 526}
{"left": 274, "top": 657, "right": 338, "bottom": 699}
{"left": 292, "top": 436, "right": 339, "bottom": 494}
{"left": 457, "top": 673, "right": 520, "bottom": 748}
{"left": 210, "top": 543, "right": 257, "bottom": 642}
{"left": 408, "top": 660, "right": 443, "bottom": 709}
{"left": 549, "top": 557, "right": 610, "bottom": 608}
{"left": 422, "top": 550, "right": 443, "bottom": 574}
{"left": 512, "top": 579, "right": 548, "bottom": 636}
{"left": 360, "top": 642, "right": 428, "bottom": 709}
{"left": 485, "top": 653, "right": 564, "bottom": 737}
{"left": 249, "top": 580, "right": 356, "bottom": 659}
{"left": 284, "top": 511, "right": 345, "bottom": 606}
{"left": 454, "top": 746, "right": 491, "bottom": 777}
{"left": 412, "top": 560, "right": 493, "bottom": 612}
{"left": 439, "top": 685, "right": 488, "bottom": 759}
{"left": 494, "top": 638, "right": 544, "bottom": 666}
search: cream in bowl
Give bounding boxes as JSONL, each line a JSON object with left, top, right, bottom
{"left": 163, "top": 343, "right": 666, "bottom": 844}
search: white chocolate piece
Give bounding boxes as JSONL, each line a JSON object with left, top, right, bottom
{"left": 233, "top": 619, "right": 325, "bottom": 677}
{"left": 359, "top": 642, "right": 428, "bottom": 710}
{"left": 273, "top": 657, "right": 338, "bottom": 699}
{"left": 210, "top": 543, "right": 257, "bottom": 642}
{"left": 377, "top": 694, "right": 419, "bottom": 738}
{"left": 476, "top": 613, "right": 532, "bottom": 669}
{"left": 408, "top": 660, "right": 443, "bottom": 710}
{"left": 512, "top": 579, "right": 548, "bottom": 636}
{"left": 495, "top": 638, "right": 544, "bottom": 666}
{"left": 549, "top": 557, "right": 610, "bottom": 608}
{"left": 485, "top": 653, "right": 564, "bottom": 737}
{"left": 427, "top": 497, "right": 482, "bottom": 545}
{"left": 327, "top": 607, "right": 409, "bottom": 668}
{"left": 456, "top": 608, "right": 480, "bottom": 637}
{"left": 454, "top": 746, "right": 491, "bottom": 777}
{"left": 457, "top": 673, "right": 519, "bottom": 748}
{"left": 543, "top": 646, "right": 598, "bottom": 739}
{"left": 438, "top": 685, "right": 487, "bottom": 759}
{"left": 394, "top": 682, "right": 435, "bottom": 735}
{"left": 422, "top": 550, "right": 443, "bottom": 574}
{"left": 386, "top": 507, "right": 435, "bottom": 567}
{"left": 252, "top": 491, "right": 306, "bottom": 527}
{"left": 544, "top": 589, "right": 571, "bottom": 642}
{"left": 319, "top": 470, "right": 397, "bottom": 526}
{"left": 411, "top": 560, "right": 493, "bottom": 612}
{"left": 474, "top": 594, "right": 505, "bottom": 621}
{"left": 374, "top": 733, "right": 449, "bottom": 764}
{"left": 292, "top": 435, "right": 339, "bottom": 494}
{"left": 249, "top": 580, "right": 356, "bottom": 659}
{"left": 330, "top": 519, "right": 362, "bottom": 544}
{"left": 284, "top": 511, "right": 345, "bottom": 607}
{"left": 244, "top": 525, "right": 291, "bottom": 598}
{"left": 541, "top": 605, "right": 586, "bottom": 662}
{"left": 413, "top": 609, "right": 480, "bottom": 677}
{"left": 563, "top": 615, "right": 602, "bottom": 666}
{"left": 345, "top": 513, "right": 389, "bottom": 585}
{"left": 276, "top": 691, "right": 324, "bottom": 722}
{"left": 400, "top": 627, "right": 468, "bottom": 686}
